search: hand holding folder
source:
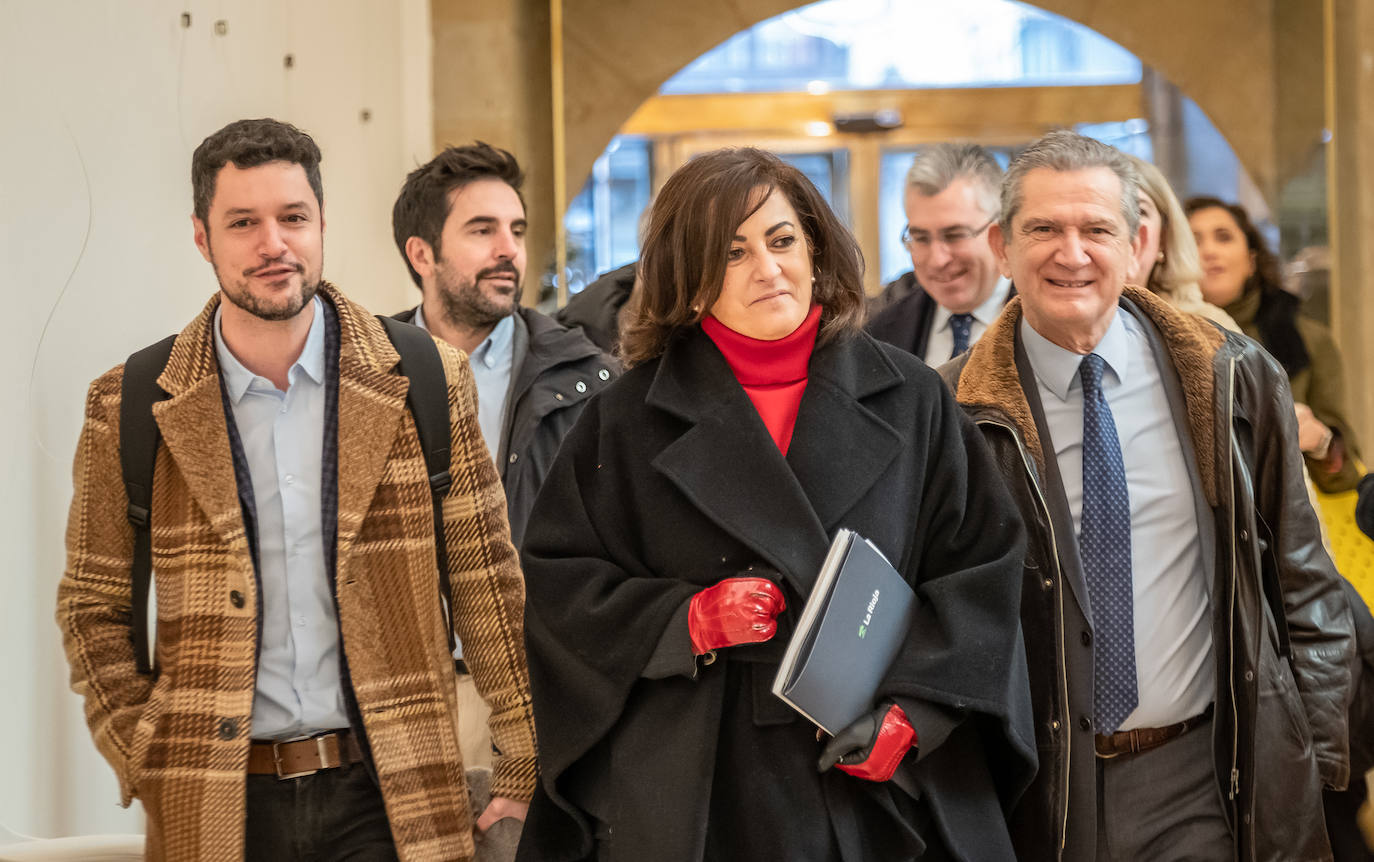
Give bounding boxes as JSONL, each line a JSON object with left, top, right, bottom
{"left": 771, "top": 530, "right": 917, "bottom": 736}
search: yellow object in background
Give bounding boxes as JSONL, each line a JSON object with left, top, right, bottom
{"left": 1317, "top": 473, "right": 1374, "bottom": 606}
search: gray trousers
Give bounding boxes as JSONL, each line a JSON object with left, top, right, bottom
{"left": 1095, "top": 717, "right": 1235, "bottom": 861}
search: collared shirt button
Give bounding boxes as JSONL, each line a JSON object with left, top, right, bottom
{"left": 284, "top": 474, "right": 294, "bottom": 485}
{"left": 217, "top": 718, "right": 238, "bottom": 740}
{"left": 598, "top": 369, "right": 610, "bottom": 381}
{"left": 575, "top": 380, "right": 587, "bottom": 393}
{"left": 296, "top": 616, "right": 307, "bottom": 628}
{"left": 229, "top": 590, "right": 245, "bottom": 609}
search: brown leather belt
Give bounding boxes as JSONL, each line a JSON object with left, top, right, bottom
{"left": 247, "top": 730, "right": 363, "bottom": 779}
{"left": 1094, "top": 706, "right": 1213, "bottom": 758}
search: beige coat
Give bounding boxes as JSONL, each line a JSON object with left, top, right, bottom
{"left": 57, "top": 284, "right": 536, "bottom": 861}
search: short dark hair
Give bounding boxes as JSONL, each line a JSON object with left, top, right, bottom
{"left": 621, "top": 147, "right": 865, "bottom": 367}
{"left": 391, "top": 143, "right": 526, "bottom": 288}
{"left": 191, "top": 118, "right": 323, "bottom": 223}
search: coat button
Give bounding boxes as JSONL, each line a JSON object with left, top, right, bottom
{"left": 1042, "top": 577, "right": 1053, "bottom": 590}
{"left": 1079, "top": 716, "right": 1092, "bottom": 732}
{"left": 1081, "top": 631, "right": 1092, "bottom": 646}
{"left": 509, "top": 453, "right": 518, "bottom": 464}
{"left": 1245, "top": 669, "right": 1254, "bottom": 682}
{"left": 598, "top": 369, "right": 610, "bottom": 381}
{"left": 1240, "top": 529, "right": 1250, "bottom": 542}
{"left": 229, "top": 590, "right": 245, "bottom": 609}
{"left": 217, "top": 718, "right": 238, "bottom": 740}
{"left": 575, "top": 381, "right": 587, "bottom": 393}
{"left": 1051, "top": 719, "right": 1061, "bottom": 731}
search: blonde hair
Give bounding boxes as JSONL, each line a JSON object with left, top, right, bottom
{"left": 1129, "top": 155, "right": 1203, "bottom": 301}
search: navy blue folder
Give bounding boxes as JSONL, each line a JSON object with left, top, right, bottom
{"left": 771, "top": 529, "right": 917, "bottom": 735}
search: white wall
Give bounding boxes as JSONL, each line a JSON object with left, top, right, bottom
{"left": 0, "top": 0, "right": 433, "bottom": 837}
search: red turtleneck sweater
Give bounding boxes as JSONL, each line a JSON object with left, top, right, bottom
{"left": 701, "top": 304, "right": 822, "bottom": 455}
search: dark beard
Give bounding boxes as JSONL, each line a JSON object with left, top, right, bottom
{"left": 222, "top": 276, "right": 321, "bottom": 321}
{"left": 435, "top": 263, "right": 520, "bottom": 330}
{"left": 213, "top": 252, "right": 323, "bottom": 322}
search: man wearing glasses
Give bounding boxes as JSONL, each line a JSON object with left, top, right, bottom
{"left": 868, "top": 143, "right": 1013, "bottom": 364}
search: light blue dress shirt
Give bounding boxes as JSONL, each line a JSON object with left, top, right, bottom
{"left": 214, "top": 296, "right": 349, "bottom": 740}
{"left": 1020, "top": 306, "right": 1214, "bottom": 730}
{"left": 413, "top": 303, "right": 514, "bottom": 460}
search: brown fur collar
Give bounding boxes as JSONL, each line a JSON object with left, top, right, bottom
{"left": 954, "top": 285, "right": 1227, "bottom": 506}
{"left": 156, "top": 282, "right": 399, "bottom": 396}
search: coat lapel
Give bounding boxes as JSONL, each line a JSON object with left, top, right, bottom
{"left": 647, "top": 328, "right": 902, "bottom": 596}
{"left": 153, "top": 296, "right": 252, "bottom": 561}
{"left": 327, "top": 287, "right": 410, "bottom": 576}
{"left": 785, "top": 334, "right": 904, "bottom": 533}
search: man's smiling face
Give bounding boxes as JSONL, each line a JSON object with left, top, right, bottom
{"left": 989, "top": 166, "right": 1140, "bottom": 353}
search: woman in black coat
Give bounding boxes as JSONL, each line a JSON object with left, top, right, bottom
{"left": 516, "top": 147, "right": 1036, "bottom": 861}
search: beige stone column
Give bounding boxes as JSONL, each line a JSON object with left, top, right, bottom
{"left": 432, "top": 0, "right": 554, "bottom": 305}
{"left": 1328, "top": 0, "right": 1374, "bottom": 452}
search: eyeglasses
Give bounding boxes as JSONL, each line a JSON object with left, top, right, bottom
{"left": 901, "top": 217, "right": 995, "bottom": 252}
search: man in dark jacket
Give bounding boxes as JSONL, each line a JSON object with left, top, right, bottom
{"left": 867, "top": 143, "right": 1013, "bottom": 361}
{"left": 391, "top": 143, "right": 617, "bottom": 550}
{"left": 391, "top": 142, "right": 617, "bottom": 769}
{"left": 940, "top": 130, "right": 1354, "bottom": 860}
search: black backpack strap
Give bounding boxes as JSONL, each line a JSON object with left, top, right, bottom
{"left": 119, "top": 334, "right": 178, "bottom": 676}
{"left": 378, "top": 317, "right": 456, "bottom": 653}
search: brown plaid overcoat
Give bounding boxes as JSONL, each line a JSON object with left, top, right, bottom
{"left": 57, "top": 285, "right": 537, "bottom": 861}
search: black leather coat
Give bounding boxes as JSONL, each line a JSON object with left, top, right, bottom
{"left": 940, "top": 287, "right": 1355, "bottom": 861}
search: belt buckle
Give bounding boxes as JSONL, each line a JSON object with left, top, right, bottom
{"left": 273, "top": 735, "right": 332, "bottom": 780}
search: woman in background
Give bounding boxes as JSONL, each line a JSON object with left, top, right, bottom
{"left": 515, "top": 147, "right": 1035, "bottom": 862}
{"left": 1186, "top": 196, "right": 1361, "bottom": 492}
{"left": 1127, "top": 156, "right": 1237, "bottom": 331}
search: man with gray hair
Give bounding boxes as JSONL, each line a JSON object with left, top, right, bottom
{"left": 940, "top": 129, "right": 1352, "bottom": 860}
{"left": 868, "top": 142, "right": 1013, "bottom": 363}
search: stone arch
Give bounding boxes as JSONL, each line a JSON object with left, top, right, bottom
{"left": 560, "top": 0, "right": 1292, "bottom": 200}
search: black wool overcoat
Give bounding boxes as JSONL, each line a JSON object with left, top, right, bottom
{"left": 516, "top": 325, "right": 1037, "bottom": 862}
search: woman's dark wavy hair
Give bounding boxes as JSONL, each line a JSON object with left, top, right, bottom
{"left": 1184, "top": 196, "right": 1309, "bottom": 376}
{"left": 619, "top": 147, "right": 865, "bottom": 367}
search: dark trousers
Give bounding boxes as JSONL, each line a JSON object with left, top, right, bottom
{"left": 245, "top": 762, "right": 399, "bottom": 862}
{"left": 1095, "top": 717, "right": 1234, "bottom": 861}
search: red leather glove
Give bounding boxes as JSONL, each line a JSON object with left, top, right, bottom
{"left": 818, "top": 702, "right": 917, "bottom": 783}
{"left": 687, "top": 577, "right": 786, "bottom": 655}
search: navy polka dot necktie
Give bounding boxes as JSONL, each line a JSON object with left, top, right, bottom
{"left": 1079, "top": 353, "right": 1137, "bottom": 734}
{"left": 949, "top": 313, "right": 974, "bottom": 359}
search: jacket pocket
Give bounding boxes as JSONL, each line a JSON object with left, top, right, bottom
{"left": 125, "top": 682, "right": 169, "bottom": 798}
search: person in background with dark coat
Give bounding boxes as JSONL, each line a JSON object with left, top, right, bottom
{"left": 554, "top": 261, "right": 636, "bottom": 355}
{"left": 1187, "top": 196, "right": 1362, "bottom": 492}
{"left": 866, "top": 143, "right": 1014, "bottom": 359}
{"left": 391, "top": 143, "right": 618, "bottom": 771}
{"left": 515, "top": 146, "right": 1036, "bottom": 862}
